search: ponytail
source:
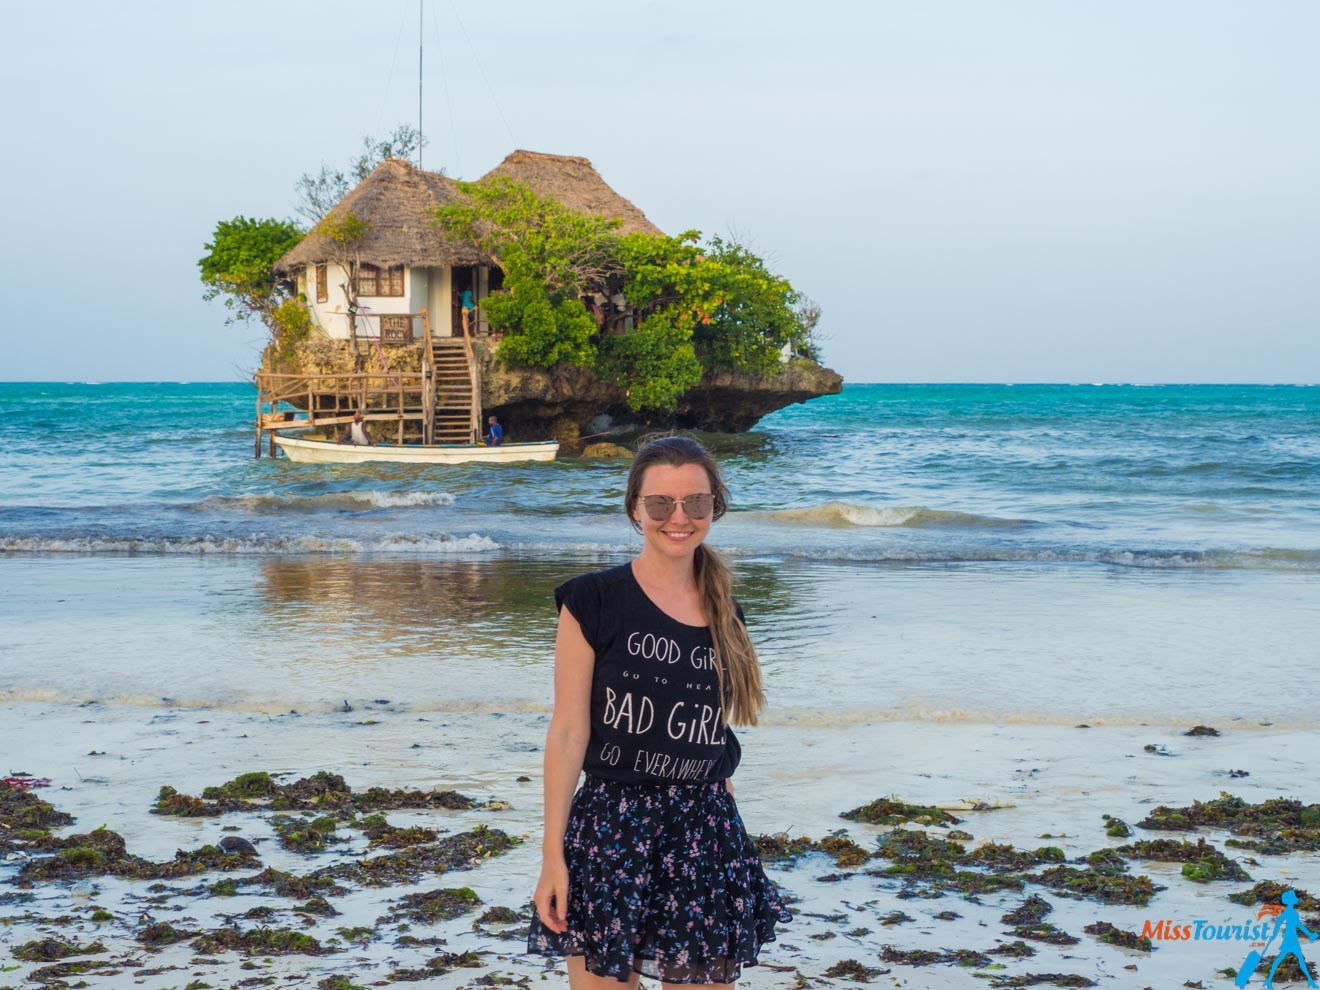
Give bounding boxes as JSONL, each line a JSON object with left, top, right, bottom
{"left": 694, "top": 544, "right": 765, "bottom": 726}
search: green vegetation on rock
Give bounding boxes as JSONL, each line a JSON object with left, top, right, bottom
{"left": 435, "top": 178, "right": 820, "bottom": 412}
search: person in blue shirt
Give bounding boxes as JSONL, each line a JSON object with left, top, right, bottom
{"left": 461, "top": 288, "right": 476, "bottom": 335}
{"left": 482, "top": 415, "right": 503, "bottom": 446}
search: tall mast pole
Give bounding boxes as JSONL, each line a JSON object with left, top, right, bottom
{"left": 418, "top": 0, "right": 424, "bottom": 169}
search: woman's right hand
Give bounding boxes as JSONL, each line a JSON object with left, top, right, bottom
{"left": 534, "top": 854, "right": 570, "bottom": 933}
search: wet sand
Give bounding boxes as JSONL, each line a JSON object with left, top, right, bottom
{"left": 4, "top": 702, "right": 1318, "bottom": 989}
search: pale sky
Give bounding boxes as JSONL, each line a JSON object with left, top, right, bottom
{"left": 3, "top": 1, "right": 1318, "bottom": 383}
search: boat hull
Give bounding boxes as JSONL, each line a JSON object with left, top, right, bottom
{"left": 273, "top": 434, "right": 559, "bottom": 465}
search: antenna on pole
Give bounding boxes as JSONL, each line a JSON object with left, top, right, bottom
{"left": 418, "top": 0, "right": 424, "bottom": 169}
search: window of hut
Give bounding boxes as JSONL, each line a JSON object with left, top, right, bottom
{"left": 356, "top": 264, "right": 404, "bottom": 297}
{"left": 315, "top": 264, "right": 328, "bottom": 303}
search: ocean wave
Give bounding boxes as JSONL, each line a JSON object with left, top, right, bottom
{"left": 0, "top": 532, "right": 498, "bottom": 555}
{"left": 775, "top": 545, "right": 1320, "bottom": 570}
{"left": 752, "top": 501, "right": 1029, "bottom": 529}
{"left": 193, "top": 490, "right": 457, "bottom": 512}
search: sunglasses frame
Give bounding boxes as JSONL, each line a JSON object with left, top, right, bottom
{"left": 640, "top": 493, "right": 716, "bottom": 522}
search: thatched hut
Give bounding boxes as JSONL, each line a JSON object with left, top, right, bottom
{"left": 482, "top": 150, "right": 663, "bottom": 237}
{"left": 275, "top": 151, "right": 662, "bottom": 341}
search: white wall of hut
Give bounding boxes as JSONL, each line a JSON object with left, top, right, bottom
{"left": 304, "top": 264, "right": 466, "bottom": 339}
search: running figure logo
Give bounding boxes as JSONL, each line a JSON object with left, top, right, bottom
{"left": 1236, "top": 890, "right": 1318, "bottom": 989}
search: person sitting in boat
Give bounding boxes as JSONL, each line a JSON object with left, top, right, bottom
{"left": 482, "top": 415, "right": 503, "bottom": 447}
{"left": 338, "top": 410, "right": 375, "bottom": 446}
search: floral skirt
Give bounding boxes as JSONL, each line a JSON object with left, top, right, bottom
{"left": 526, "top": 775, "right": 791, "bottom": 984}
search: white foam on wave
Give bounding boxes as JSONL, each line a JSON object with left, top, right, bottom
{"left": 772, "top": 544, "right": 1320, "bottom": 571}
{"left": 754, "top": 501, "right": 1027, "bottom": 529}
{"left": 0, "top": 532, "right": 499, "bottom": 555}
{"left": 196, "top": 490, "right": 457, "bottom": 512}
{"left": 0, "top": 688, "right": 553, "bottom": 715}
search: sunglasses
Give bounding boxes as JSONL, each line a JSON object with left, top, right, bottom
{"left": 640, "top": 493, "right": 716, "bottom": 521}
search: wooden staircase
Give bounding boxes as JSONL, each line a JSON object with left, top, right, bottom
{"left": 430, "top": 337, "right": 479, "bottom": 444}
{"left": 420, "top": 307, "right": 481, "bottom": 446}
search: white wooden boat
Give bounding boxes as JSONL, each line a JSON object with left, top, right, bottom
{"left": 274, "top": 434, "right": 559, "bottom": 465}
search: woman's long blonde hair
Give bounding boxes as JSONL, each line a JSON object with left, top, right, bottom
{"left": 625, "top": 436, "right": 766, "bottom": 726}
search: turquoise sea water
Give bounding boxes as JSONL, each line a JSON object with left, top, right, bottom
{"left": 2, "top": 382, "right": 1318, "bottom": 721}
{"left": 3, "top": 382, "right": 1319, "bottom": 564}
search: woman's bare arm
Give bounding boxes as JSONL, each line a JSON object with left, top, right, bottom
{"left": 533, "top": 608, "right": 594, "bottom": 932}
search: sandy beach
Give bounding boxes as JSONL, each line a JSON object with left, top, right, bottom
{"left": 5, "top": 700, "right": 1318, "bottom": 989}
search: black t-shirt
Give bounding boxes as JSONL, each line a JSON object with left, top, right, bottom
{"left": 555, "top": 563, "right": 742, "bottom": 785}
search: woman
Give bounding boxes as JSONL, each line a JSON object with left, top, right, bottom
{"left": 528, "top": 436, "right": 790, "bottom": 987}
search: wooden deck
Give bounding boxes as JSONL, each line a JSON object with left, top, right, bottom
{"left": 253, "top": 308, "right": 483, "bottom": 457}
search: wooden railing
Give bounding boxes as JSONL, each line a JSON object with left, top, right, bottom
{"left": 456, "top": 304, "right": 481, "bottom": 444}
{"left": 253, "top": 370, "right": 427, "bottom": 456}
{"left": 253, "top": 304, "right": 485, "bottom": 455}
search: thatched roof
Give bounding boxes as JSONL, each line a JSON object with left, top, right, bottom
{"left": 482, "top": 150, "right": 664, "bottom": 236}
{"left": 276, "top": 158, "right": 487, "bottom": 272}
{"left": 277, "top": 151, "right": 663, "bottom": 273}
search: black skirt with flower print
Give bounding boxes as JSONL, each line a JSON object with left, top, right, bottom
{"left": 527, "top": 775, "right": 791, "bottom": 984}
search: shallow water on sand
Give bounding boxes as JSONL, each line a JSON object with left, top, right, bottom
{"left": 2, "top": 553, "right": 1316, "bottom": 726}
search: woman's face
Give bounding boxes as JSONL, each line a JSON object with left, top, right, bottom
{"left": 633, "top": 462, "right": 715, "bottom": 561}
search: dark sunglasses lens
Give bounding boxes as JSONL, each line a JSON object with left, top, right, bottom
{"left": 643, "top": 496, "right": 675, "bottom": 521}
{"left": 685, "top": 493, "right": 714, "bottom": 519}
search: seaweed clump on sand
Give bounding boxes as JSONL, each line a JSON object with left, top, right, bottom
{"left": 271, "top": 814, "right": 345, "bottom": 854}
{"left": 243, "top": 867, "right": 348, "bottom": 900}
{"left": 1007, "top": 923, "right": 1079, "bottom": 946}
{"left": 1083, "top": 921, "right": 1152, "bottom": 951}
{"left": 27, "top": 959, "right": 122, "bottom": 983}
{"left": 870, "top": 831, "right": 1026, "bottom": 898}
{"left": 0, "top": 779, "right": 74, "bottom": 844}
{"left": 294, "top": 896, "right": 340, "bottom": 917}
{"left": 356, "top": 814, "right": 438, "bottom": 849}
{"left": 1031, "top": 863, "right": 1162, "bottom": 905}
{"left": 153, "top": 770, "right": 476, "bottom": 818}
{"left": 988, "top": 940, "right": 1037, "bottom": 958}
{"left": 385, "top": 949, "right": 484, "bottom": 981}
{"left": 822, "top": 959, "right": 885, "bottom": 981}
{"left": 1116, "top": 836, "right": 1250, "bottom": 882}
{"left": 18, "top": 826, "right": 257, "bottom": 884}
{"left": 1000, "top": 895, "right": 1052, "bottom": 925}
{"left": 879, "top": 945, "right": 992, "bottom": 968}
{"left": 311, "top": 825, "right": 519, "bottom": 887}
{"left": 1227, "top": 881, "right": 1320, "bottom": 910}
{"left": 137, "top": 922, "right": 200, "bottom": 947}
{"left": 966, "top": 842, "right": 1065, "bottom": 873}
{"left": 1102, "top": 814, "right": 1132, "bottom": 838}
{"left": 12, "top": 938, "right": 107, "bottom": 961}
{"left": 476, "top": 906, "right": 523, "bottom": 925}
{"left": 1136, "top": 792, "right": 1320, "bottom": 854}
{"left": 190, "top": 926, "right": 327, "bottom": 956}
{"left": 841, "top": 797, "right": 963, "bottom": 827}
{"left": 380, "top": 886, "right": 482, "bottom": 924}
{"left": 987, "top": 976, "right": 1096, "bottom": 988}
{"left": 752, "top": 832, "right": 872, "bottom": 868}
{"left": 317, "top": 978, "right": 369, "bottom": 990}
